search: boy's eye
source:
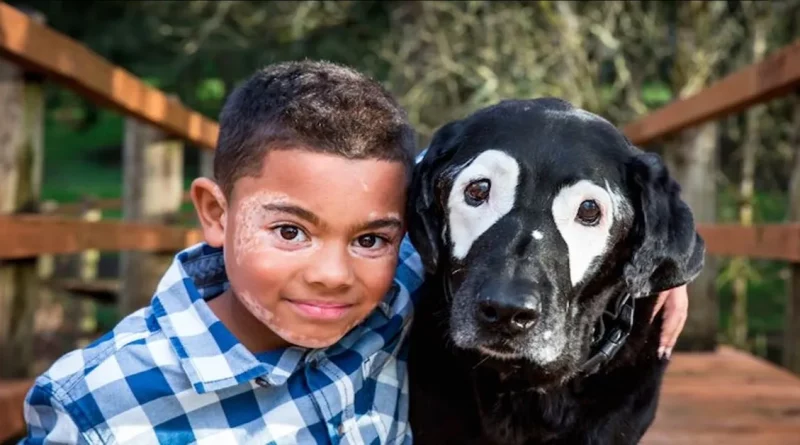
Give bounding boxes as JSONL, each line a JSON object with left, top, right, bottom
{"left": 358, "top": 235, "right": 377, "bottom": 248}
{"left": 280, "top": 226, "right": 299, "bottom": 240}
{"left": 355, "top": 235, "right": 385, "bottom": 249}
{"left": 274, "top": 225, "right": 308, "bottom": 242}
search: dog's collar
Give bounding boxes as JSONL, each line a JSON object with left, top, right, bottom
{"left": 579, "top": 291, "right": 635, "bottom": 376}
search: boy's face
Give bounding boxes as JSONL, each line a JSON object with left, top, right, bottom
{"left": 196, "top": 148, "right": 407, "bottom": 349}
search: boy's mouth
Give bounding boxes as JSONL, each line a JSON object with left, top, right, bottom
{"left": 285, "top": 299, "right": 355, "bottom": 321}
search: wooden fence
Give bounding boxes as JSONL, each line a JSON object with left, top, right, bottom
{"left": 0, "top": 1, "right": 799, "bottom": 442}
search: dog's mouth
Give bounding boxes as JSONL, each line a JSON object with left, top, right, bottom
{"left": 477, "top": 342, "right": 525, "bottom": 361}
{"left": 473, "top": 339, "right": 575, "bottom": 389}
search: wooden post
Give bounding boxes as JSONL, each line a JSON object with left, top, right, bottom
{"left": 196, "top": 148, "right": 214, "bottom": 227}
{"left": 200, "top": 148, "right": 214, "bottom": 179}
{"left": 118, "top": 118, "right": 184, "bottom": 317}
{"left": 0, "top": 58, "right": 45, "bottom": 378}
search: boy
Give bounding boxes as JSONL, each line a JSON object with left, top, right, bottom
{"left": 21, "top": 60, "right": 689, "bottom": 444}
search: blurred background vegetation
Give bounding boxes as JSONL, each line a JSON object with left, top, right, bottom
{"left": 7, "top": 0, "right": 800, "bottom": 365}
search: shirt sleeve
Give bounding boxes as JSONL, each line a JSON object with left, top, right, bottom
{"left": 19, "top": 380, "right": 87, "bottom": 445}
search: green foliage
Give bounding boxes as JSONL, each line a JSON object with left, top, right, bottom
{"left": 716, "top": 187, "right": 791, "bottom": 353}
{"left": 41, "top": 102, "right": 124, "bottom": 203}
{"left": 641, "top": 82, "right": 673, "bottom": 108}
{"left": 195, "top": 78, "right": 226, "bottom": 105}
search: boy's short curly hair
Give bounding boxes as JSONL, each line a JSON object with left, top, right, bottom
{"left": 213, "top": 60, "right": 416, "bottom": 198}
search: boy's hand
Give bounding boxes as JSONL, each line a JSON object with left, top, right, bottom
{"left": 651, "top": 284, "right": 688, "bottom": 360}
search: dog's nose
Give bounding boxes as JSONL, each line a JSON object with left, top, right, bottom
{"left": 477, "top": 299, "right": 540, "bottom": 333}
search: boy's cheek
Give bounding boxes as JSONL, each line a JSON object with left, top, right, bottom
{"left": 355, "top": 259, "right": 399, "bottom": 302}
{"left": 231, "top": 215, "right": 267, "bottom": 267}
{"left": 228, "top": 191, "right": 293, "bottom": 265}
{"left": 226, "top": 249, "right": 292, "bottom": 295}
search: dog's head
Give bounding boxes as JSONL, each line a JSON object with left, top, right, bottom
{"left": 408, "top": 98, "right": 704, "bottom": 385}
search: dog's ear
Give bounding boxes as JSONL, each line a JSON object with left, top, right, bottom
{"left": 407, "top": 120, "right": 464, "bottom": 275}
{"left": 623, "top": 152, "right": 706, "bottom": 297}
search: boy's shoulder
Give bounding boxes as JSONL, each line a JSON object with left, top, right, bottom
{"left": 22, "top": 239, "right": 426, "bottom": 444}
{"left": 34, "top": 305, "right": 159, "bottom": 392}
{"left": 21, "top": 244, "right": 251, "bottom": 443}
{"left": 23, "top": 305, "right": 182, "bottom": 444}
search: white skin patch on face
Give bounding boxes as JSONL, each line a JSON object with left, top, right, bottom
{"left": 447, "top": 150, "right": 520, "bottom": 260}
{"left": 532, "top": 230, "right": 544, "bottom": 240}
{"left": 369, "top": 211, "right": 401, "bottom": 221}
{"left": 606, "top": 179, "right": 633, "bottom": 220}
{"left": 233, "top": 191, "right": 314, "bottom": 266}
{"left": 551, "top": 179, "right": 616, "bottom": 287}
{"left": 237, "top": 289, "right": 363, "bottom": 349}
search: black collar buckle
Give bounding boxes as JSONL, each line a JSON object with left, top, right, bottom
{"left": 580, "top": 292, "right": 635, "bottom": 376}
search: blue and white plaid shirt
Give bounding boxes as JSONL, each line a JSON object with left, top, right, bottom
{"left": 21, "top": 236, "right": 424, "bottom": 444}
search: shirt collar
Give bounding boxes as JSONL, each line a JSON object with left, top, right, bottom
{"left": 150, "top": 242, "right": 402, "bottom": 393}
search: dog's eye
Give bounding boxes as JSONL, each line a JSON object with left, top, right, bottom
{"left": 464, "top": 179, "right": 491, "bottom": 206}
{"left": 576, "top": 200, "right": 601, "bottom": 225}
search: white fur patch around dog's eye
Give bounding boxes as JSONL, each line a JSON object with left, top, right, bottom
{"left": 551, "top": 180, "right": 619, "bottom": 286}
{"left": 447, "top": 150, "right": 519, "bottom": 260}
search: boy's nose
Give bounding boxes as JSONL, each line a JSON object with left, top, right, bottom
{"left": 303, "top": 245, "right": 355, "bottom": 290}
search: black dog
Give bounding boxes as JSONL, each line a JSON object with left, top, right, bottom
{"left": 406, "top": 98, "right": 705, "bottom": 445}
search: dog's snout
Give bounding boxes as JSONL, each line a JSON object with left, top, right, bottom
{"left": 476, "top": 279, "right": 542, "bottom": 334}
{"left": 477, "top": 300, "right": 539, "bottom": 333}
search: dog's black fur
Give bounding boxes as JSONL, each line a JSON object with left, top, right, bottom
{"left": 406, "top": 98, "right": 705, "bottom": 445}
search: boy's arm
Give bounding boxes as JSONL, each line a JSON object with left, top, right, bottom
{"left": 652, "top": 284, "right": 689, "bottom": 359}
{"left": 19, "top": 380, "right": 88, "bottom": 444}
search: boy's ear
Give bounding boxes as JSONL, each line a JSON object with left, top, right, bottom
{"left": 190, "top": 178, "right": 227, "bottom": 248}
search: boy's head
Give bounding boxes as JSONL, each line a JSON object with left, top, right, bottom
{"left": 192, "top": 60, "right": 416, "bottom": 351}
{"left": 214, "top": 60, "right": 415, "bottom": 198}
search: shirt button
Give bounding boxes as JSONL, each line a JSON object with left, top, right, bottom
{"left": 255, "top": 377, "right": 269, "bottom": 387}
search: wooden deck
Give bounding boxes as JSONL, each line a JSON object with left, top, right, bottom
{"left": 0, "top": 379, "right": 33, "bottom": 443}
{"left": 2, "top": 347, "right": 800, "bottom": 443}
{"left": 643, "top": 346, "right": 800, "bottom": 444}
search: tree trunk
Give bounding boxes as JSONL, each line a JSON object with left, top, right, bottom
{"left": 784, "top": 91, "right": 800, "bottom": 371}
{"left": 664, "top": 122, "right": 720, "bottom": 351}
{"left": 662, "top": 1, "right": 734, "bottom": 352}
{"left": 731, "top": 11, "right": 770, "bottom": 350}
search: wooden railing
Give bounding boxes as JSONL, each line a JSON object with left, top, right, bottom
{"left": 0, "top": 4, "right": 218, "bottom": 149}
{"left": 0, "top": 4, "right": 218, "bottom": 440}
{"left": 0, "top": 1, "right": 799, "bottom": 442}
